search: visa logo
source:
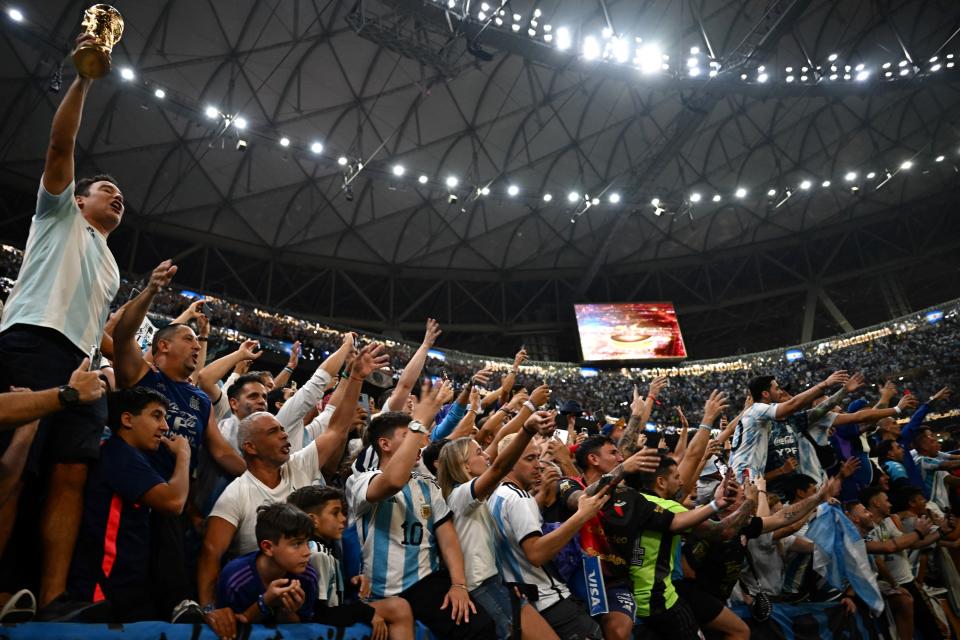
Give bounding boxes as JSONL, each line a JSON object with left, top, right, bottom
{"left": 586, "top": 567, "right": 602, "bottom": 608}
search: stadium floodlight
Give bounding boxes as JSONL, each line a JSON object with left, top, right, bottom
{"left": 821, "top": 180, "right": 831, "bottom": 187}
{"left": 735, "top": 187, "right": 747, "bottom": 198}
{"left": 446, "top": 176, "right": 459, "bottom": 188}
{"left": 567, "top": 191, "right": 580, "bottom": 202}
{"left": 120, "top": 67, "right": 135, "bottom": 81}
{"left": 154, "top": 88, "right": 165, "bottom": 99}
{"left": 556, "top": 27, "right": 572, "bottom": 51}
{"left": 635, "top": 44, "right": 662, "bottom": 74}
{"left": 234, "top": 117, "right": 248, "bottom": 130}
{"left": 689, "top": 192, "right": 701, "bottom": 202}
{"left": 418, "top": 175, "right": 429, "bottom": 184}
{"left": 712, "top": 194, "right": 721, "bottom": 202}
{"left": 279, "top": 137, "right": 290, "bottom": 147}
{"left": 7, "top": 7, "right": 23, "bottom": 22}
{"left": 507, "top": 184, "right": 520, "bottom": 196}
{"left": 310, "top": 141, "right": 323, "bottom": 154}
{"left": 936, "top": 155, "right": 945, "bottom": 162}
{"left": 338, "top": 156, "right": 348, "bottom": 166}
{"left": 543, "top": 193, "right": 553, "bottom": 202}
{"left": 900, "top": 160, "right": 913, "bottom": 170}
{"left": 844, "top": 171, "right": 857, "bottom": 181}
{"left": 205, "top": 105, "right": 219, "bottom": 119}
{"left": 799, "top": 180, "right": 812, "bottom": 190}
{"left": 767, "top": 188, "right": 777, "bottom": 197}
{"left": 392, "top": 164, "right": 405, "bottom": 176}
{"left": 608, "top": 193, "right": 621, "bottom": 204}
{"left": 650, "top": 197, "right": 660, "bottom": 206}
{"left": 582, "top": 36, "right": 600, "bottom": 61}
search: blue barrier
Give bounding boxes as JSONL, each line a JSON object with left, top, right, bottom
{"left": 0, "top": 621, "right": 440, "bottom": 640}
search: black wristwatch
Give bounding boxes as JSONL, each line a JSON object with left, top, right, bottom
{"left": 58, "top": 385, "right": 80, "bottom": 407}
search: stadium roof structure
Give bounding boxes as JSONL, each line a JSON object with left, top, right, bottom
{"left": 1, "top": 0, "right": 960, "bottom": 360}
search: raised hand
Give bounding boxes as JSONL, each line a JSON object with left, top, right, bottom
{"left": 838, "top": 456, "right": 861, "bottom": 479}
{"left": 436, "top": 380, "right": 455, "bottom": 406}
{"left": 147, "top": 259, "right": 178, "bottom": 294}
{"left": 676, "top": 406, "right": 689, "bottom": 430}
{"left": 931, "top": 386, "right": 951, "bottom": 403}
{"left": 525, "top": 410, "right": 556, "bottom": 436}
{"left": 702, "top": 390, "right": 730, "bottom": 425}
{"left": 471, "top": 368, "right": 492, "bottom": 387}
{"left": 576, "top": 488, "right": 610, "bottom": 519}
{"left": 286, "top": 341, "right": 301, "bottom": 370}
{"left": 648, "top": 376, "right": 668, "bottom": 400}
{"left": 879, "top": 380, "right": 897, "bottom": 403}
{"left": 413, "top": 380, "right": 445, "bottom": 426}
{"left": 468, "top": 386, "right": 481, "bottom": 412}
{"left": 353, "top": 343, "right": 390, "bottom": 379}
{"left": 529, "top": 384, "right": 551, "bottom": 407}
{"left": 513, "top": 348, "right": 528, "bottom": 371}
{"left": 623, "top": 447, "right": 661, "bottom": 474}
{"left": 184, "top": 299, "right": 205, "bottom": 320}
{"left": 845, "top": 372, "right": 865, "bottom": 393}
{"left": 896, "top": 394, "right": 918, "bottom": 413}
{"left": 423, "top": 318, "right": 442, "bottom": 348}
{"left": 68, "top": 357, "right": 108, "bottom": 403}
{"left": 630, "top": 385, "right": 643, "bottom": 416}
{"left": 821, "top": 370, "right": 849, "bottom": 388}
{"left": 508, "top": 388, "right": 529, "bottom": 411}
{"left": 237, "top": 339, "right": 262, "bottom": 362}
{"left": 196, "top": 313, "right": 210, "bottom": 338}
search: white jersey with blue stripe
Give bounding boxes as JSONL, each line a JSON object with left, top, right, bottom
{"left": 347, "top": 470, "right": 451, "bottom": 599}
{"left": 1, "top": 182, "right": 119, "bottom": 353}
{"left": 729, "top": 402, "right": 779, "bottom": 481}
{"left": 489, "top": 481, "right": 569, "bottom": 611}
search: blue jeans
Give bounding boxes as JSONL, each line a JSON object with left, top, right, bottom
{"left": 471, "top": 576, "right": 514, "bottom": 640}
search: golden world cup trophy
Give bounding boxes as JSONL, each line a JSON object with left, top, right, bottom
{"left": 72, "top": 5, "right": 124, "bottom": 79}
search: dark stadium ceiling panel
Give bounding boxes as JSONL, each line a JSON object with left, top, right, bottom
{"left": 1, "top": 0, "right": 960, "bottom": 359}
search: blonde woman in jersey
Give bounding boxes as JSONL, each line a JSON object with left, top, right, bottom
{"left": 437, "top": 385, "right": 558, "bottom": 640}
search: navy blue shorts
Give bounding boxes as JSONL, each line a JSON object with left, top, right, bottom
{"left": 0, "top": 325, "right": 106, "bottom": 472}
{"left": 601, "top": 583, "right": 637, "bottom": 621}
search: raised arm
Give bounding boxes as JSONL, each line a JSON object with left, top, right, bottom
{"left": 832, "top": 394, "right": 918, "bottom": 427}
{"left": 112, "top": 260, "right": 178, "bottom": 388}
{"left": 383, "top": 319, "right": 441, "bottom": 412}
{"left": 522, "top": 490, "right": 609, "bottom": 567}
{"left": 774, "top": 370, "right": 849, "bottom": 419}
{"left": 473, "top": 405, "right": 553, "bottom": 501}
{"left": 677, "top": 390, "right": 729, "bottom": 498}
{"left": 618, "top": 377, "right": 666, "bottom": 457}
{"left": 364, "top": 383, "right": 443, "bottom": 504}
{"left": 272, "top": 341, "right": 301, "bottom": 391}
{"left": 312, "top": 345, "right": 389, "bottom": 475}
{"left": 807, "top": 373, "right": 861, "bottom": 423}
{"left": 195, "top": 339, "right": 262, "bottom": 401}
{"left": 760, "top": 476, "right": 838, "bottom": 533}
{"left": 42, "top": 36, "right": 98, "bottom": 195}
{"left": 483, "top": 349, "right": 526, "bottom": 410}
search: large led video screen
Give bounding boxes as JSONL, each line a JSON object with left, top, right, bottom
{"left": 574, "top": 302, "right": 687, "bottom": 362}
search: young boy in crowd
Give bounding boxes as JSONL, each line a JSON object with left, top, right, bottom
{"left": 68, "top": 387, "right": 190, "bottom": 621}
{"left": 288, "top": 485, "right": 413, "bottom": 639}
{"left": 216, "top": 503, "right": 319, "bottom": 623}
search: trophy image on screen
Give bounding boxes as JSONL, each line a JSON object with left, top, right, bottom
{"left": 73, "top": 4, "right": 124, "bottom": 79}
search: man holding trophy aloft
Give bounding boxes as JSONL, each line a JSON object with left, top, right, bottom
{"left": 0, "top": 4, "right": 125, "bottom": 621}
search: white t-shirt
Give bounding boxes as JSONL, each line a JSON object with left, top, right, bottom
{"left": 730, "top": 402, "right": 779, "bottom": 481}
{"left": 274, "top": 368, "right": 332, "bottom": 453}
{"left": 210, "top": 443, "right": 323, "bottom": 556}
{"left": 865, "top": 517, "right": 914, "bottom": 588}
{"left": 489, "top": 481, "right": 570, "bottom": 611}
{"left": 446, "top": 479, "right": 499, "bottom": 590}
{"left": 346, "top": 470, "right": 451, "bottom": 599}
{"left": 1, "top": 182, "right": 119, "bottom": 353}
{"left": 797, "top": 412, "right": 839, "bottom": 484}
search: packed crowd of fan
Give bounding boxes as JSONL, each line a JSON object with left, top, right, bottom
{"left": 2, "top": 45, "right": 960, "bottom": 640}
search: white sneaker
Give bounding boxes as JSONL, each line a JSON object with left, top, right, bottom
{"left": 921, "top": 583, "right": 948, "bottom": 597}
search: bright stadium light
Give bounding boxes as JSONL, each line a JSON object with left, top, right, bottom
{"left": 900, "top": 160, "right": 913, "bottom": 170}
{"left": 310, "top": 141, "right": 323, "bottom": 154}
{"left": 507, "top": 184, "right": 520, "bottom": 196}
{"left": 154, "top": 88, "right": 165, "bottom": 99}
{"left": 543, "top": 193, "right": 553, "bottom": 202}
{"left": 799, "top": 180, "right": 812, "bottom": 190}
{"left": 567, "top": 191, "right": 580, "bottom": 202}
{"left": 556, "top": 27, "right": 572, "bottom": 51}
{"left": 582, "top": 36, "right": 600, "bottom": 61}
{"left": 844, "top": 171, "right": 857, "bottom": 181}
{"left": 608, "top": 192, "right": 621, "bottom": 204}
{"left": 234, "top": 117, "right": 247, "bottom": 130}
{"left": 7, "top": 7, "right": 23, "bottom": 22}
{"left": 338, "top": 156, "right": 348, "bottom": 166}
{"left": 418, "top": 174, "right": 429, "bottom": 184}
{"left": 689, "top": 192, "right": 701, "bottom": 202}
{"left": 279, "top": 137, "right": 290, "bottom": 147}
{"left": 635, "top": 44, "right": 662, "bottom": 74}
{"left": 392, "top": 164, "right": 405, "bottom": 176}
{"left": 205, "top": 105, "right": 219, "bottom": 119}
{"left": 735, "top": 187, "right": 747, "bottom": 198}
{"left": 446, "top": 176, "right": 459, "bottom": 188}
{"left": 120, "top": 67, "right": 135, "bottom": 81}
